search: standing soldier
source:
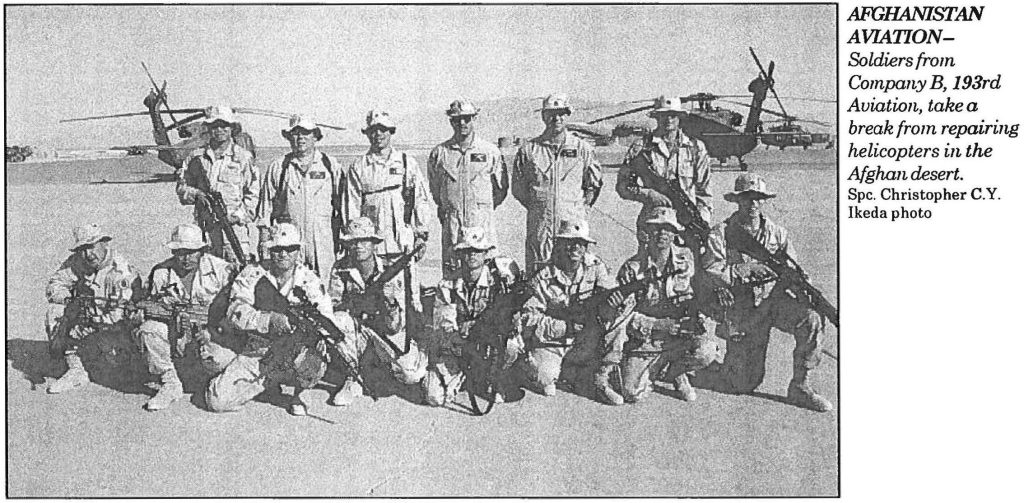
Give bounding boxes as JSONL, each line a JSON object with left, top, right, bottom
{"left": 616, "top": 95, "right": 712, "bottom": 252}
{"left": 428, "top": 226, "right": 523, "bottom": 407}
{"left": 511, "top": 93, "right": 603, "bottom": 273}
{"left": 515, "top": 218, "right": 619, "bottom": 398}
{"left": 44, "top": 224, "right": 143, "bottom": 394}
{"left": 205, "top": 223, "right": 347, "bottom": 416}
{"left": 427, "top": 99, "right": 509, "bottom": 280}
{"left": 177, "top": 106, "right": 260, "bottom": 264}
{"left": 704, "top": 174, "right": 833, "bottom": 412}
{"left": 345, "top": 110, "right": 432, "bottom": 311}
{"left": 329, "top": 217, "right": 429, "bottom": 405}
{"left": 256, "top": 115, "right": 345, "bottom": 279}
{"left": 597, "top": 208, "right": 720, "bottom": 406}
{"left": 133, "top": 224, "right": 239, "bottom": 411}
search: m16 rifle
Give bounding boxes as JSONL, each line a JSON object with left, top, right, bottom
{"left": 543, "top": 270, "right": 680, "bottom": 338}
{"left": 128, "top": 298, "right": 212, "bottom": 358}
{"left": 193, "top": 167, "right": 250, "bottom": 265}
{"left": 633, "top": 152, "right": 712, "bottom": 249}
{"left": 334, "top": 243, "right": 425, "bottom": 357}
{"left": 253, "top": 276, "right": 368, "bottom": 392}
{"left": 724, "top": 223, "right": 838, "bottom": 327}
{"left": 459, "top": 272, "right": 535, "bottom": 415}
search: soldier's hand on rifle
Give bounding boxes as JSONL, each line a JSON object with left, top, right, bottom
{"left": 194, "top": 328, "right": 213, "bottom": 346}
{"left": 714, "top": 287, "right": 735, "bottom": 308}
{"left": 128, "top": 308, "right": 146, "bottom": 326}
{"left": 68, "top": 325, "right": 96, "bottom": 340}
{"left": 413, "top": 233, "right": 428, "bottom": 260}
{"left": 194, "top": 192, "right": 211, "bottom": 212}
{"left": 267, "top": 312, "right": 293, "bottom": 337}
{"left": 652, "top": 318, "right": 683, "bottom": 338}
{"left": 733, "top": 263, "right": 775, "bottom": 284}
{"left": 644, "top": 190, "right": 672, "bottom": 207}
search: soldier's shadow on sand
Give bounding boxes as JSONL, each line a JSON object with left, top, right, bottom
{"left": 6, "top": 337, "right": 152, "bottom": 396}
{"left": 7, "top": 337, "right": 216, "bottom": 404}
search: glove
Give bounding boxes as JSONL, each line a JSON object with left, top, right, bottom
{"left": 128, "top": 308, "right": 146, "bottom": 326}
{"left": 733, "top": 263, "right": 775, "bottom": 284}
{"left": 267, "top": 312, "right": 292, "bottom": 337}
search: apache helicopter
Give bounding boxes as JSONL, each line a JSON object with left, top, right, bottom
{"left": 60, "top": 62, "right": 345, "bottom": 170}
{"left": 578, "top": 48, "right": 834, "bottom": 170}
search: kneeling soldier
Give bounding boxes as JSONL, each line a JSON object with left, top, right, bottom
{"left": 205, "top": 223, "right": 345, "bottom": 416}
{"left": 45, "top": 224, "right": 142, "bottom": 394}
{"left": 515, "top": 218, "right": 619, "bottom": 397}
{"left": 598, "top": 208, "right": 719, "bottom": 405}
{"left": 329, "top": 217, "right": 429, "bottom": 405}
{"left": 428, "top": 226, "right": 523, "bottom": 407}
{"left": 133, "top": 224, "right": 238, "bottom": 411}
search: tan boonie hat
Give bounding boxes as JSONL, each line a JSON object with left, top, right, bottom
{"left": 446, "top": 99, "right": 479, "bottom": 117}
{"left": 649, "top": 95, "right": 685, "bottom": 116}
{"left": 724, "top": 173, "right": 778, "bottom": 202}
{"left": 362, "top": 109, "right": 397, "bottom": 133}
{"left": 454, "top": 226, "right": 495, "bottom": 252}
{"left": 554, "top": 218, "right": 596, "bottom": 244}
{"left": 266, "top": 222, "right": 302, "bottom": 249}
{"left": 165, "top": 224, "right": 208, "bottom": 250}
{"left": 339, "top": 217, "right": 384, "bottom": 243}
{"left": 540, "top": 93, "right": 572, "bottom": 114}
{"left": 203, "top": 105, "right": 240, "bottom": 125}
{"left": 281, "top": 114, "right": 324, "bottom": 141}
{"left": 70, "top": 224, "right": 112, "bottom": 251}
{"left": 644, "top": 207, "right": 684, "bottom": 233}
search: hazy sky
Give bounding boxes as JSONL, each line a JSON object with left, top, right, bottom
{"left": 5, "top": 4, "right": 836, "bottom": 148}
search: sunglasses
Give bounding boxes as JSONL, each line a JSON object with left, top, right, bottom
{"left": 289, "top": 129, "right": 316, "bottom": 137}
{"left": 449, "top": 116, "right": 473, "bottom": 124}
{"left": 268, "top": 245, "right": 301, "bottom": 254}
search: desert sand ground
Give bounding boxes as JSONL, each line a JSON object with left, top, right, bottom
{"left": 5, "top": 146, "right": 838, "bottom": 497}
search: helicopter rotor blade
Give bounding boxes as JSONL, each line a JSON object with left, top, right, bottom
{"left": 748, "top": 48, "right": 789, "bottom": 118}
{"left": 232, "top": 107, "right": 347, "bottom": 130}
{"left": 142, "top": 62, "right": 181, "bottom": 125}
{"left": 166, "top": 112, "right": 207, "bottom": 131}
{"left": 586, "top": 104, "right": 654, "bottom": 125}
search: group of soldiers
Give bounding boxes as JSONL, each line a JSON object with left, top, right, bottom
{"left": 43, "top": 93, "right": 833, "bottom": 416}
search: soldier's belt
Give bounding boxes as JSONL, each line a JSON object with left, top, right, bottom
{"left": 362, "top": 184, "right": 402, "bottom": 195}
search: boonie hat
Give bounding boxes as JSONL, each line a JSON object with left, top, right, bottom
{"left": 454, "top": 226, "right": 495, "bottom": 252}
{"left": 540, "top": 93, "right": 573, "bottom": 114}
{"left": 203, "top": 105, "right": 240, "bottom": 126}
{"left": 281, "top": 115, "right": 324, "bottom": 141}
{"left": 649, "top": 95, "right": 685, "bottom": 116}
{"left": 446, "top": 99, "right": 479, "bottom": 117}
{"left": 554, "top": 218, "right": 596, "bottom": 244}
{"left": 165, "top": 224, "right": 208, "bottom": 250}
{"left": 362, "top": 109, "right": 397, "bottom": 133}
{"left": 724, "top": 173, "right": 778, "bottom": 202}
{"left": 266, "top": 222, "right": 303, "bottom": 249}
{"left": 70, "top": 224, "right": 112, "bottom": 251}
{"left": 339, "top": 217, "right": 384, "bottom": 243}
{"left": 644, "top": 207, "right": 684, "bottom": 233}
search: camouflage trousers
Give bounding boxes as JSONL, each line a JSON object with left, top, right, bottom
{"left": 716, "top": 291, "right": 824, "bottom": 393}
{"left": 134, "top": 320, "right": 239, "bottom": 378}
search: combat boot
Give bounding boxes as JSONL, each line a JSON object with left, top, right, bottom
{"left": 48, "top": 353, "right": 89, "bottom": 394}
{"left": 287, "top": 394, "right": 308, "bottom": 416}
{"left": 788, "top": 368, "right": 832, "bottom": 412}
{"left": 673, "top": 372, "right": 698, "bottom": 402}
{"left": 594, "top": 364, "right": 624, "bottom": 406}
{"left": 329, "top": 377, "right": 363, "bottom": 407}
{"left": 145, "top": 372, "right": 184, "bottom": 411}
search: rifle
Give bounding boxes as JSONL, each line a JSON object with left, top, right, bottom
{"left": 545, "top": 270, "right": 679, "bottom": 331}
{"left": 253, "top": 276, "right": 368, "bottom": 392}
{"left": 192, "top": 167, "right": 250, "bottom": 265}
{"left": 724, "top": 223, "right": 838, "bottom": 327}
{"left": 334, "top": 244, "right": 425, "bottom": 357}
{"left": 633, "top": 151, "right": 712, "bottom": 248}
{"left": 460, "top": 273, "right": 534, "bottom": 416}
{"left": 52, "top": 280, "right": 101, "bottom": 357}
{"left": 129, "top": 298, "right": 211, "bottom": 358}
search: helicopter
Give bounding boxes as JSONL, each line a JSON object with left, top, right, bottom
{"left": 757, "top": 117, "right": 834, "bottom": 150}
{"left": 582, "top": 48, "right": 834, "bottom": 170}
{"left": 60, "top": 62, "right": 345, "bottom": 170}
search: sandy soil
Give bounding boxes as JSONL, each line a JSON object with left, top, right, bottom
{"left": 5, "top": 147, "right": 838, "bottom": 497}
